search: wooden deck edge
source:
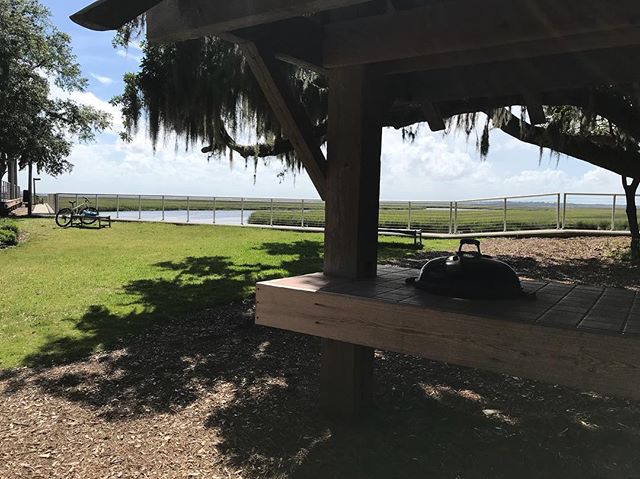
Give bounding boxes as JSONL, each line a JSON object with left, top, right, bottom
{"left": 256, "top": 282, "right": 640, "bottom": 400}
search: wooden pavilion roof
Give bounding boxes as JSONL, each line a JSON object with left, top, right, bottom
{"left": 72, "top": 0, "right": 640, "bottom": 122}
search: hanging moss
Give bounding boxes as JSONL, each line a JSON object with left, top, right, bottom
{"left": 112, "top": 28, "right": 327, "bottom": 173}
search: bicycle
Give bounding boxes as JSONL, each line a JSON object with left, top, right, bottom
{"left": 55, "top": 196, "right": 100, "bottom": 228}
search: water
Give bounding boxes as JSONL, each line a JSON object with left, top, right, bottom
{"left": 103, "top": 209, "right": 254, "bottom": 225}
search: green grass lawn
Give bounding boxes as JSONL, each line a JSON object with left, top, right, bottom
{"left": 0, "top": 219, "right": 455, "bottom": 369}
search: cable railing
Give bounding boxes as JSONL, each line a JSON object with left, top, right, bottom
{"left": 48, "top": 192, "right": 637, "bottom": 235}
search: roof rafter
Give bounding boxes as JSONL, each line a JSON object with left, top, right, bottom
{"left": 325, "top": 0, "right": 640, "bottom": 68}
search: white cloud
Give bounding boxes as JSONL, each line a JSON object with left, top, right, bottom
{"left": 115, "top": 49, "right": 142, "bottom": 63}
{"left": 90, "top": 73, "right": 114, "bottom": 85}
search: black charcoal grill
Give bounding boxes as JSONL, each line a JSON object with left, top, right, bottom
{"left": 406, "top": 239, "right": 532, "bottom": 300}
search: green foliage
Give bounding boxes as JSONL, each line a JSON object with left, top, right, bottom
{"left": 111, "top": 23, "right": 326, "bottom": 170}
{"left": 0, "top": 0, "right": 110, "bottom": 177}
{"left": 0, "top": 219, "right": 19, "bottom": 247}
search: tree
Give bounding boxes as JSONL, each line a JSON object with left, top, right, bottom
{"left": 0, "top": 0, "right": 110, "bottom": 191}
{"left": 474, "top": 92, "right": 640, "bottom": 260}
{"left": 113, "top": 24, "right": 640, "bottom": 258}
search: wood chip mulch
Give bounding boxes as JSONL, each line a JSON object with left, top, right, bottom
{"left": 1, "top": 237, "right": 639, "bottom": 478}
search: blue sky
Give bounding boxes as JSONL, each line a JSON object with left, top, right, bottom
{"left": 17, "top": 0, "right": 625, "bottom": 200}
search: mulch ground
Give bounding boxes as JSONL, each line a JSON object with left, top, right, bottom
{"left": 1, "top": 236, "right": 639, "bottom": 478}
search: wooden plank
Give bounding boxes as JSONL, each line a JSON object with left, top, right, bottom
{"left": 240, "top": 42, "right": 327, "bottom": 199}
{"left": 256, "top": 279, "right": 640, "bottom": 400}
{"left": 324, "top": 65, "right": 383, "bottom": 279}
{"left": 394, "top": 46, "right": 640, "bottom": 104}
{"left": 324, "top": 0, "right": 640, "bottom": 68}
{"left": 580, "top": 289, "right": 636, "bottom": 332}
{"left": 625, "top": 294, "right": 640, "bottom": 335}
{"left": 147, "top": 0, "right": 370, "bottom": 43}
{"left": 380, "top": 27, "right": 640, "bottom": 75}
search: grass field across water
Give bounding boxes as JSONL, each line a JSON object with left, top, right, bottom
{"left": 0, "top": 219, "right": 456, "bottom": 369}
{"left": 248, "top": 207, "right": 630, "bottom": 232}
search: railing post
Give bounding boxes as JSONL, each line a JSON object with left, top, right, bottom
{"left": 454, "top": 202, "right": 458, "bottom": 234}
{"left": 76, "top": 193, "right": 79, "bottom": 206}
{"left": 448, "top": 201, "right": 453, "bottom": 235}
{"left": 270, "top": 198, "right": 274, "bottom": 227}
{"left": 138, "top": 195, "right": 142, "bottom": 220}
{"left": 241, "top": 198, "right": 245, "bottom": 225}
{"left": 562, "top": 193, "right": 568, "bottom": 229}
{"left": 407, "top": 201, "right": 412, "bottom": 229}
{"left": 161, "top": 195, "right": 165, "bottom": 221}
{"left": 611, "top": 194, "right": 617, "bottom": 231}
{"left": 95, "top": 194, "right": 99, "bottom": 210}
{"left": 503, "top": 197, "right": 508, "bottom": 232}
{"left": 301, "top": 199, "right": 305, "bottom": 227}
{"left": 187, "top": 196, "right": 190, "bottom": 223}
{"left": 116, "top": 195, "right": 120, "bottom": 218}
{"left": 556, "top": 193, "right": 561, "bottom": 229}
{"left": 213, "top": 197, "right": 216, "bottom": 224}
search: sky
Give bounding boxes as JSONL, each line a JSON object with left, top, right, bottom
{"left": 16, "top": 1, "right": 626, "bottom": 201}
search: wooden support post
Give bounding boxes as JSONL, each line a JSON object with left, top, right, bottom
{"left": 322, "top": 65, "right": 383, "bottom": 419}
{"left": 321, "top": 339, "right": 374, "bottom": 418}
{"left": 324, "top": 65, "right": 383, "bottom": 279}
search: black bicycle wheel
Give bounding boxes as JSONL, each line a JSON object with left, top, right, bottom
{"left": 79, "top": 207, "right": 99, "bottom": 225}
{"left": 55, "top": 208, "right": 73, "bottom": 228}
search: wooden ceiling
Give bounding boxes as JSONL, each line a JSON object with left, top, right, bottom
{"left": 72, "top": 0, "right": 640, "bottom": 130}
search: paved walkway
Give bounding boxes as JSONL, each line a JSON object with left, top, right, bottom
{"left": 32, "top": 203, "right": 54, "bottom": 214}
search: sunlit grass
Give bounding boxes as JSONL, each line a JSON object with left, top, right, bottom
{"left": 0, "top": 219, "right": 455, "bottom": 368}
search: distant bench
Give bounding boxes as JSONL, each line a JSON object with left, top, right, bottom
{"left": 378, "top": 228, "right": 422, "bottom": 246}
{"left": 70, "top": 215, "right": 111, "bottom": 229}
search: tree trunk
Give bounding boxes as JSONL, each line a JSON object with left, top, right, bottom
{"left": 27, "top": 160, "right": 33, "bottom": 217}
{"left": 622, "top": 176, "right": 640, "bottom": 261}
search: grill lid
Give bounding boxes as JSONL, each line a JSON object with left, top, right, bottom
{"left": 407, "top": 239, "right": 531, "bottom": 300}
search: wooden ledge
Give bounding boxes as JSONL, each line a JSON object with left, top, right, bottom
{"left": 256, "top": 266, "right": 640, "bottom": 400}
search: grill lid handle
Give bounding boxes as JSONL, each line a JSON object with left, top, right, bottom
{"left": 458, "top": 238, "right": 481, "bottom": 255}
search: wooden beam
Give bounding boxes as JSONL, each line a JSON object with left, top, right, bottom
{"left": 324, "top": 0, "right": 640, "bottom": 68}
{"left": 147, "top": 0, "right": 370, "bottom": 43}
{"left": 226, "top": 19, "right": 325, "bottom": 74}
{"left": 393, "top": 46, "right": 640, "bottom": 104}
{"left": 380, "top": 27, "right": 640, "bottom": 75}
{"left": 70, "top": 0, "right": 162, "bottom": 31}
{"left": 241, "top": 43, "right": 327, "bottom": 199}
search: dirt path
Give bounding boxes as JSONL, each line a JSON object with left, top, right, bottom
{"left": 1, "top": 237, "right": 639, "bottom": 478}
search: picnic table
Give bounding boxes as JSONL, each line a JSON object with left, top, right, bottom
{"left": 256, "top": 265, "right": 640, "bottom": 416}
{"left": 70, "top": 214, "right": 112, "bottom": 229}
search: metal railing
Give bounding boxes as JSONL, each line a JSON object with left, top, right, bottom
{"left": 45, "top": 192, "right": 639, "bottom": 234}
{"left": 562, "top": 193, "right": 640, "bottom": 231}
{"left": 1, "top": 181, "right": 21, "bottom": 201}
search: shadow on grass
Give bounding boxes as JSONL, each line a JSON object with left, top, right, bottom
{"left": 4, "top": 239, "right": 640, "bottom": 477}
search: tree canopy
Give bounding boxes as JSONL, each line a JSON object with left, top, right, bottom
{"left": 0, "top": 0, "right": 110, "bottom": 180}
